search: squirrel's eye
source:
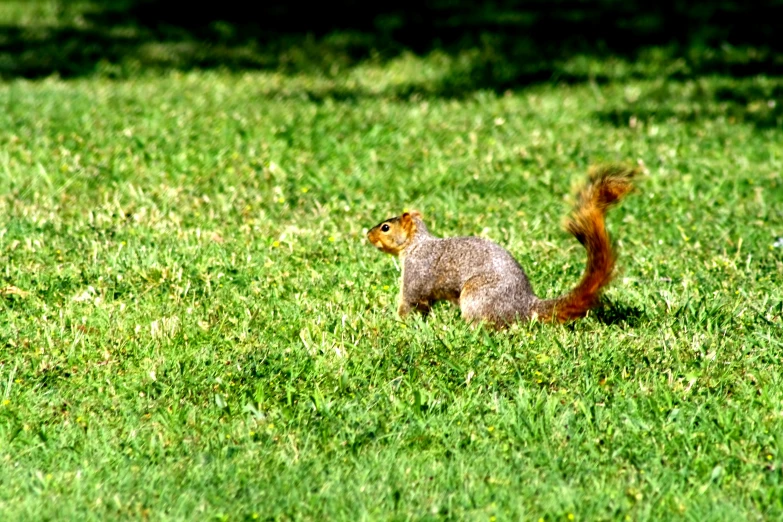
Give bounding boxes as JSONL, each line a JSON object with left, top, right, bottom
{"left": 381, "top": 224, "right": 390, "bottom": 232}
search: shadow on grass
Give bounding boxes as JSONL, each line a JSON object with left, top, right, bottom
{"left": 1, "top": 1, "right": 783, "bottom": 97}
{"left": 591, "top": 298, "right": 648, "bottom": 328}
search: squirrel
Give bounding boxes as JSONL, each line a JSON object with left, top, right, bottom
{"left": 366, "top": 164, "right": 637, "bottom": 328}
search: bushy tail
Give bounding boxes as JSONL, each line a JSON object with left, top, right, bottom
{"left": 536, "top": 164, "right": 637, "bottom": 322}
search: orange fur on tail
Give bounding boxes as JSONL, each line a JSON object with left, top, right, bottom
{"left": 538, "top": 164, "right": 637, "bottom": 322}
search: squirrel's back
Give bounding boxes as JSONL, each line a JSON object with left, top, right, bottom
{"left": 404, "top": 236, "right": 536, "bottom": 308}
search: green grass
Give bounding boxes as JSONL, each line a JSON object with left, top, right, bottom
{"left": 2, "top": 8, "right": 783, "bottom": 522}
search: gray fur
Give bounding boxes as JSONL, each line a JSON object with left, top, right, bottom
{"left": 398, "top": 216, "right": 541, "bottom": 326}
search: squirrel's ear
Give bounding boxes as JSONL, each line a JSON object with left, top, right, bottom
{"left": 399, "top": 212, "right": 417, "bottom": 233}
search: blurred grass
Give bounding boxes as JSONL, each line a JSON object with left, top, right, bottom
{"left": 1, "top": 0, "right": 783, "bottom": 89}
{"left": 1, "top": 1, "right": 783, "bottom": 521}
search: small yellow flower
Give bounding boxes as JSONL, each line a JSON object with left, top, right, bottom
{"left": 568, "top": 514, "right": 575, "bottom": 521}
{"left": 1, "top": 399, "right": 9, "bottom": 406}
{"left": 383, "top": 285, "right": 390, "bottom": 291}
{"left": 487, "top": 426, "right": 495, "bottom": 433}
{"left": 328, "top": 236, "right": 335, "bottom": 242}
{"left": 272, "top": 241, "right": 280, "bottom": 248}
{"left": 300, "top": 187, "right": 309, "bottom": 193}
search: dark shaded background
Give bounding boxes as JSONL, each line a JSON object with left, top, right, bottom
{"left": 1, "top": 0, "right": 782, "bottom": 92}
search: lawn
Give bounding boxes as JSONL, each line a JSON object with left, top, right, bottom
{"left": 1, "top": 2, "right": 783, "bottom": 521}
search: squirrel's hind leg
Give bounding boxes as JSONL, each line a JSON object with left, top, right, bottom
{"left": 459, "top": 277, "right": 523, "bottom": 328}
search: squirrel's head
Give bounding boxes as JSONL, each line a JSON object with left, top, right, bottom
{"left": 366, "top": 211, "right": 422, "bottom": 256}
